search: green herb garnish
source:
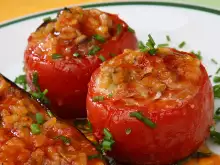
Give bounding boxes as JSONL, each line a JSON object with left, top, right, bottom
{"left": 147, "top": 34, "right": 156, "bottom": 47}
{"left": 73, "top": 52, "right": 80, "bottom": 57}
{"left": 99, "top": 55, "right": 106, "bottom": 62}
{"left": 92, "top": 96, "right": 104, "bottom": 102}
{"left": 213, "top": 84, "right": 220, "bottom": 98}
{"left": 36, "top": 113, "right": 44, "bottom": 124}
{"left": 32, "top": 71, "right": 39, "bottom": 88}
{"left": 101, "top": 128, "right": 115, "bottom": 151}
{"left": 125, "top": 128, "right": 131, "bottom": 135}
{"left": 108, "top": 93, "right": 113, "bottom": 98}
{"left": 102, "top": 141, "right": 113, "bottom": 151}
{"left": 210, "top": 126, "right": 220, "bottom": 144}
{"left": 128, "top": 26, "right": 135, "bottom": 33}
{"left": 47, "top": 110, "right": 54, "bottom": 118}
{"left": 88, "top": 46, "right": 101, "bottom": 55}
{"left": 166, "top": 35, "right": 171, "bottom": 42}
{"left": 55, "top": 135, "right": 71, "bottom": 144}
{"left": 216, "top": 68, "right": 220, "bottom": 74}
{"left": 93, "top": 34, "right": 105, "bottom": 43}
{"left": 88, "top": 154, "right": 102, "bottom": 160}
{"left": 157, "top": 43, "right": 169, "bottom": 47}
{"left": 214, "top": 76, "right": 220, "bottom": 83}
{"left": 109, "top": 53, "right": 116, "bottom": 57}
{"left": 15, "top": 74, "right": 27, "bottom": 90}
{"left": 178, "top": 41, "right": 186, "bottom": 48}
{"left": 116, "top": 24, "right": 122, "bottom": 35}
{"left": 52, "top": 54, "right": 62, "bottom": 59}
{"left": 43, "top": 17, "right": 52, "bottom": 22}
{"left": 88, "top": 120, "right": 93, "bottom": 132}
{"left": 138, "top": 34, "right": 157, "bottom": 55}
{"left": 138, "top": 41, "right": 147, "bottom": 52}
{"left": 31, "top": 124, "right": 41, "bottom": 134}
{"left": 214, "top": 108, "right": 220, "bottom": 121}
{"left": 31, "top": 89, "right": 49, "bottom": 104}
{"left": 130, "top": 111, "right": 156, "bottom": 128}
{"left": 191, "top": 51, "right": 202, "bottom": 60}
{"left": 211, "top": 58, "right": 218, "bottom": 64}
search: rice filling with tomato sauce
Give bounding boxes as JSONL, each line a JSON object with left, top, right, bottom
{"left": 0, "top": 75, "right": 105, "bottom": 165}
{"left": 29, "top": 7, "right": 117, "bottom": 58}
{"left": 95, "top": 48, "right": 201, "bottom": 108}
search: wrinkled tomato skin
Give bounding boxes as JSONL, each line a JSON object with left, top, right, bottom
{"left": 87, "top": 60, "right": 214, "bottom": 165}
{"left": 24, "top": 15, "right": 137, "bottom": 119}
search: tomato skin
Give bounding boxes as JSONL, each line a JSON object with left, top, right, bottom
{"left": 87, "top": 52, "right": 214, "bottom": 164}
{"left": 24, "top": 14, "right": 137, "bottom": 119}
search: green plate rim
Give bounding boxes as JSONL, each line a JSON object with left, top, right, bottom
{"left": 0, "top": 1, "right": 220, "bottom": 29}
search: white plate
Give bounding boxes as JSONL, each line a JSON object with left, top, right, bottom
{"left": 0, "top": 1, "right": 220, "bottom": 154}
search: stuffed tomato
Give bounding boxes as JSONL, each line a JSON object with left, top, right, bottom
{"left": 24, "top": 7, "right": 137, "bottom": 118}
{"left": 87, "top": 48, "right": 214, "bottom": 165}
{"left": 0, "top": 74, "right": 106, "bottom": 165}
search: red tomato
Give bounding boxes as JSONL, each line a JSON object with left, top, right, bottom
{"left": 87, "top": 48, "right": 214, "bottom": 164}
{"left": 24, "top": 7, "right": 137, "bottom": 118}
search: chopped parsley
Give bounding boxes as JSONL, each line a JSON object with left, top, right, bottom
{"left": 36, "top": 113, "right": 44, "bottom": 124}
{"left": 93, "top": 34, "right": 105, "bottom": 43}
{"left": 214, "top": 107, "right": 220, "bottom": 121}
{"left": 73, "top": 119, "right": 93, "bottom": 133}
{"left": 211, "top": 58, "right": 218, "bottom": 64}
{"left": 139, "top": 34, "right": 157, "bottom": 55}
{"left": 216, "top": 68, "right": 220, "bottom": 74}
{"left": 32, "top": 71, "right": 39, "bottom": 88}
{"left": 43, "top": 17, "right": 52, "bottom": 22}
{"left": 73, "top": 52, "right": 80, "bottom": 57}
{"left": 31, "top": 72, "right": 49, "bottom": 104}
{"left": 108, "top": 93, "right": 113, "bottom": 98}
{"left": 138, "top": 41, "right": 147, "bottom": 52}
{"left": 14, "top": 74, "right": 27, "bottom": 90}
{"left": 213, "top": 84, "right": 220, "bottom": 98}
{"left": 55, "top": 135, "right": 71, "bottom": 144}
{"left": 210, "top": 126, "right": 220, "bottom": 144}
{"left": 191, "top": 51, "right": 202, "bottom": 60}
{"left": 125, "top": 128, "right": 131, "bottom": 135}
{"left": 47, "top": 110, "right": 54, "bottom": 118}
{"left": 43, "top": 17, "right": 56, "bottom": 22}
{"left": 157, "top": 43, "right": 169, "bottom": 48}
{"left": 88, "top": 46, "right": 101, "bottom": 55}
{"left": 92, "top": 96, "right": 104, "bottom": 102}
{"left": 31, "top": 124, "right": 41, "bottom": 134}
{"left": 166, "top": 35, "right": 171, "bottom": 42}
{"left": 31, "top": 89, "right": 49, "bottom": 104}
{"left": 88, "top": 120, "right": 93, "bottom": 132}
{"left": 130, "top": 111, "right": 156, "bottom": 128}
{"left": 214, "top": 76, "right": 220, "bottom": 83}
{"left": 101, "top": 128, "right": 115, "bottom": 151}
{"left": 88, "top": 154, "right": 102, "bottom": 160}
{"left": 178, "top": 41, "right": 186, "bottom": 48}
{"left": 99, "top": 55, "right": 106, "bottom": 62}
{"left": 128, "top": 26, "right": 135, "bottom": 33}
{"left": 52, "top": 53, "right": 62, "bottom": 59}
{"left": 109, "top": 53, "right": 116, "bottom": 57}
{"left": 116, "top": 24, "right": 123, "bottom": 35}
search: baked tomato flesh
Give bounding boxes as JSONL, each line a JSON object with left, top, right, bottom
{"left": 87, "top": 48, "right": 214, "bottom": 165}
{"left": 24, "top": 7, "right": 138, "bottom": 118}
